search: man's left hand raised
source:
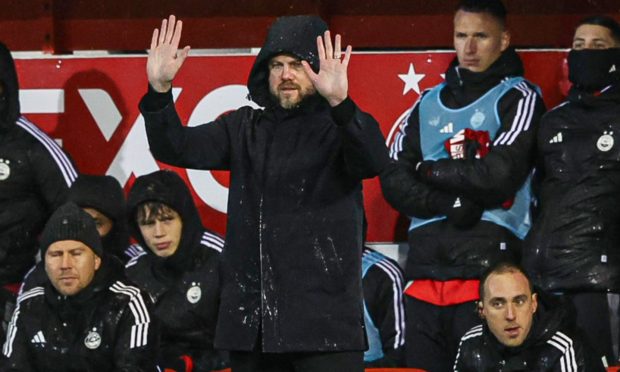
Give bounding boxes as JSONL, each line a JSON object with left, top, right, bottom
{"left": 302, "top": 30, "right": 352, "bottom": 107}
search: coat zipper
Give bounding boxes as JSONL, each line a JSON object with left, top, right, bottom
{"left": 258, "top": 194, "right": 264, "bottom": 349}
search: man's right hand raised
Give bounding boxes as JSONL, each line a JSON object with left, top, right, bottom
{"left": 147, "top": 15, "right": 191, "bottom": 93}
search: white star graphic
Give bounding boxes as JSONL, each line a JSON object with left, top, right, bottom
{"left": 398, "top": 63, "right": 425, "bottom": 95}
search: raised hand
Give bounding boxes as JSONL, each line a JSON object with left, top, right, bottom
{"left": 301, "top": 30, "right": 352, "bottom": 107}
{"left": 147, "top": 15, "right": 191, "bottom": 93}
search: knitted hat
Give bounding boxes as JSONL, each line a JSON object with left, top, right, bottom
{"left": 40, "top": 202, "right": 103, "bottom": 257}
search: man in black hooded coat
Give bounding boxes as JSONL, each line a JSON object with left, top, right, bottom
{"left": 140, "top": 14, "right": 389, "bottom": 372}
{"left": 0, "top": 42, "right": 78, "bottom": 344}
{"left": 125, "top": 170, "right": 226, "bottom": 371}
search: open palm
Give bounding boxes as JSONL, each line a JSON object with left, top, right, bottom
{"left": 302, "top": 30, "right": 352, "bottom": 107}
{"left": 147, "top": 15, "right": 191, "bottom": 93}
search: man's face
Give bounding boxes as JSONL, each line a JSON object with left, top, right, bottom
{"left": 453, "top": 10, "right": 510, "bottom": 73}
{"left": 45, "top": 240, "right": 101, "bottom": 296}
{"left": 268, "top": 54, "right": 316, "bottom": 109}
{"left": 82, "top": 207, "right": 113, "bottom": 238}
{"left": 573, "top": 24, "right": 618, "bottom": 50}
{"left": 137, "top": 205, "right": 183, "bottom": 258}
{"left": 480, "top": 271, "right": 538, "bottom": 347}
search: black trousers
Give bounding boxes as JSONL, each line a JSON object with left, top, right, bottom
{"left": 0, "top": 287, "right": 17, "bottom": 346}
{"left": 405, "top": 296, "right": 480, "bottom": 372}
{"left": 561, "top": 292, "right": 616, "bottom": 365}
{"left": 230, "top": 348, "right": 364, "bottom": 372}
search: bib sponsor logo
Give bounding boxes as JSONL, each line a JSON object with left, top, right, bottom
{"left": 470, "top": 110, "right": 485, "bottom": 128}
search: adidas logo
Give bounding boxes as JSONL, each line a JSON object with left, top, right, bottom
{"left": 549, "top": 132, "right": 563, "bottom": 144}
{"left": 611, "top": 64, "right": 617, "bottom": 73}
{"left": 31, "top": 330, "right": 46, "bottom": 345}
{"left": 440, "top": 122, "right": 454, "bottom": 134}
{"left": 453, "top": 197, "right": 462, "bottom": 208}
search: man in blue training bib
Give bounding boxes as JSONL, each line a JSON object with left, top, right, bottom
{"left": 380, "top": 0, "right": 546, "bottom": 370}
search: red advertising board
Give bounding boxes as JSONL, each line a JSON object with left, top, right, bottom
{"left": 14, "top": 50, "right": 568, "bottom": 242}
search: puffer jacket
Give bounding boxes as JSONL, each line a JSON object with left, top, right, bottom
{"left": 381, "top": 49, "right": 545, "bottom": 281}
{"left": 524, "top": 84, "right": 620, "bottom": 293}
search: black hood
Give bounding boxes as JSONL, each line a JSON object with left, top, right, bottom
{"left": 0, "top": 42, "right": 20, "bottom": 131}
{"left": 127, "top": 170, "right": 204, "bottom": 272}
{"left": 247, "top": 15, "right": 328, "bottom": 108}
{"left": 68, "top": 174, "right": 129, "bottom": 260}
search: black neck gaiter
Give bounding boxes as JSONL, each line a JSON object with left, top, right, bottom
{"left": 568, "top": 48, "right": 620, "bottom": 92}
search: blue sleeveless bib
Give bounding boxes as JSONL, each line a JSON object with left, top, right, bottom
{"left": 362, "top": 251, "right": 386, "bottom": 362}
{"left": 410, "top": 77, "right": 533, "bottom": 239}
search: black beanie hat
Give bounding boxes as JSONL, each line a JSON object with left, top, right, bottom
{"left": 40, "top": 202, "right": 103, "bottom": 257}
{"left": 68, "top": 174, "right": 125, "bottom": 222}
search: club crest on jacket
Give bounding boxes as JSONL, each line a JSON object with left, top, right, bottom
{"left": 187, "top": 282, "right": 202, "bottom": 304}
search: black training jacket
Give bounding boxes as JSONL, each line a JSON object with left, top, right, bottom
{"left": 0, "top": 42, "right": 78, "bottom": 284}
{"left": 524, "top": 85, "right": 620, "bottom": 293}
{"left": 125, "top": 170, "right": 226, "bottom": 370}
{"left": 454, "top": 294, "right": 605, "bottom": 371}
{"left": 2, "top": 258, "right": 157, "bottom": 371}
{"left": 381, "top": 49, "right": 546, "bottom": 281}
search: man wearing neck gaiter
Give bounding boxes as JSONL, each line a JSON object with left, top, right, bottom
{"left": 380, "top": 0, "right": 546, "bottom": 370}
{"left": 523, "top": 16, "right": 620, "bottom": 367}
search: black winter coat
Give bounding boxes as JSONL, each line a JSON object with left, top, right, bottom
{"left": 381, "top": 49, "right": 546, "bottom": 281}
{"left": 141, "top": 92, "right": 388, "bottom": 352}
{"left": 524, "top": 85, "right": 620, "bottom": 293}
{"left": 2, "top": 257, "right": 157, "bottom": 371}
{"left": 0, "top": 43, "right": 78, "bottom": 284}
{"left": 454, "top": 294, "right": 605, "bottom": 371}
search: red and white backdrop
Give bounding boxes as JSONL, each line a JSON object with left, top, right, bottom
{"left": 14, "top": 51, "right": 569, "bottom": 243}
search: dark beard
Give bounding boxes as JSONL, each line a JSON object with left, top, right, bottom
{"left": 269, "top": 90, "right": 318, "bottom": 110}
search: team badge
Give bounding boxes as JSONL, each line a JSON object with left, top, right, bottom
{"left": 187, "top": 282, "right": 202, "bottom": 304}
{"left": 597, "top": 131, "right": 614, "bottom": 152}
{"left": 470, "top": 110, "right": 485, "bottom": 129}
{"left": 428, "top": 116, "right": 440, "bottom": 127}
{"left": 0, "top": 159, "right": 10, "bottom": 181}
{"left": 84, "top": 328, "right": 101, "bottom": 349}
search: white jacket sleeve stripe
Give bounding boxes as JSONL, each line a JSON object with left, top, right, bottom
{"left": 16, "top": 117, "right": 78, "bottom": 186}
{"left": 375, "top": 259, "right": 406, "bottom": 348}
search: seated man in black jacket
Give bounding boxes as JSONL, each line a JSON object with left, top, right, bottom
{"left": 2, "top": 202, "right": 157, "bottom": 371}
{"left": 125, "top": 170, "right": 227, "bottom": 372}
{"left": 454, "top": 261, "right": 605, "bottom": 371}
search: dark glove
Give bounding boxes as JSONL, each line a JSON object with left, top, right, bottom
{"left": 446, "top": 196, "right": 484, "bottom": 228}
{"left": 429, "top": 192, "right": 483, "bottom": 228}
{"left": 160, "top": 355, "right": 193, "bottom": 372}
{"left": 416, "top": 160, "right": 434, "bottom": 181}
